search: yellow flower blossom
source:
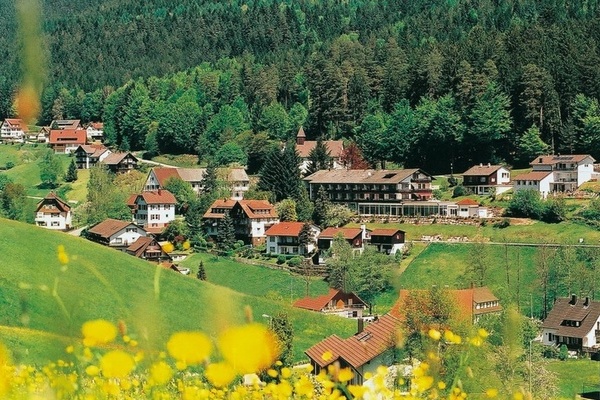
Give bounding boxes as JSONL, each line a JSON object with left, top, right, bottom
{"left": 81, "top": 319, "right": 117, "bottom": 347}
{"left": 486, "top": 388, "right": 498, "bottom": 398}
{"left": 57, "top": 245, "right": 69, "bottom": 265}
{"left": 428, "top": 329, "right": 441, "bottom": 341}
{"left": 99, "top": 350, "right": 135, "bottom": 378}
{"left": 150, "top": 361, "right": 173, "bottom": 385}
{"left": 438, "top": 381, "right": 446, "bottom": 389}
{"left": 478, "top": 328, "right": 489, "bottom": 338}
{"left": 337, "top": 368, "right": 353, "bottom": 382}
{"left": 348, "top": 384, "right": 367, "bottom": 398}
{"left": 205, "top": 362, "right": 236, "bottom": 388}
{"left": 281, "top": 367, "right": 292, "bottom": 379}
{"left": 218, "top": 323, "right": 279, "bottom": 374}
{"left": 65, "top": 345, "right": 74, "bottom": 354}
{"left": 267, "top": 369, "right": 278, "bottom": 378}
{"left": 322, "top": 351, "right": 333, "bottom": 361}
{"left": 412, "top": 375, "right": 434, "bottom": 392}
{"left": 167, "top": 331, "right": 212, "bottom": 365}
{"left": 85, "top": 365, "right": 99, "bottom": 377}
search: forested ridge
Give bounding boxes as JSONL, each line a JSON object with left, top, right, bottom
{"left": 3, "top": 0, "right": 600, "bottom": 172}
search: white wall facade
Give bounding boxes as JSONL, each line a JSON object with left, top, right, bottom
{"left": 35, "top": 211, "right": 71, "bottom": 230}
{"left": 107, "top": 226, "right": 147, "bottom": 247}
{"left": 577, "top": 159, "right": 595, "bottom": 187}
{"left": 133, "top": 198, "right": 175, "bottom": 228}
{"left": 0, "top": 122, "right": 25, "bottom": 142}
{"left": 514, "top": 175, "right": 552, "bottom": 198}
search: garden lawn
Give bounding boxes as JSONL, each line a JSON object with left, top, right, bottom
{"left": 547, "top": 359, "right": 600, "bottom": 399}
{"left": 0, "top": 218, "right": 355, "bottom": 364}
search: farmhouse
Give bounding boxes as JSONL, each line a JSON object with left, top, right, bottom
{"left": 127, "top": 190, "right": 177, "bottom": 233}
{"left": 264, "top": 222, "right": 320, "bottom": 256}
{"left": 462, "top": 163, "right": 511, "bottom": 195}
{"left": 203, "top": 199, "right": 279, "bottom": 246}
{"left": 125, "top": 236, "right": 170, "bottom": 262}
{"left": 295, "top": 127, "right": 344, "bottom": 174}
{"left": 0, "top": 118, "right": 27, "bottom": 143}
{"left": 74, "top": 145, "right": 112, "bottom": 169}
{"left": 49, "top": 129, "right": 87, "bottom": 154}
{"left": 34, "top": 192, "right": 72, "bottom": 231}
{"left": 144, "top": 167, "right": 250, "bottom": 199}
{"left": 305, "top": 313, "right": 401, "bottom": 385}
{"left": 101, "top": 152, "right": 138, "bottom": 174}
{"left": 294, "top": 288, "right": 368, "bottom": 318}
{"left": 541, "top": 295, "right": 600, "bottom": 352}
{"left": 369, "top": 228, "right": 405, "bottom": 255}
{"left": 86, "top": 122, "right": 104, "bottom": 142}
{"left": 86, "top": 218, "right": 148, "bottom": 250}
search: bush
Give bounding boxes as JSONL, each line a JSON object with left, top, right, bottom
{"left": 276, "top": 254, "right": 286, "bottom": 265}
{"left": 448, "top": 176, "right": 458, "bottom": 187}
{"left": 452, "top": 185, "right": 467, "bottom": 198}
{"left": 505, "top": 190, "right": 543, "bottom": 219}
{"left": 493, "top": 218, "right": 511, "bottom": 229}
{"left": 287, "top": 257, "right": 302, "bottom": 267}
{"left": 558, "top": 344, "right": 569, "bottom": 361}
{"left": 541, "top": 197, "right": 566, "bottom": 223}
{"left": 5, "top": 161, "right": 14, "bottom": 170}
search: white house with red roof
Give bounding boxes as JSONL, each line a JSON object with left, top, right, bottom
{"left": 203, "top": 199, "right": 279, "bottom": 246}
{"left": 127, "top": 190, "right": 176, "bottom": 233}
{"left": 1, "top": 119, "right": 27, "bottom": 143}
{"left": 35, "top": 192, "right": 72, "bottom": 230}
{"left": 462, "top": 163, "right": 511, "bottom": 195}
{"left": 513, "top": 171, "right": 554, "bottom": 198}
{"left": 294, "top": 288, "right": 368, "bottom": 318}
{"left": 456, "top": 198, "right": 489, "bottom": 218}
{"left": 295, "top": 127, "right": 344, "bottom": 174}
{"left": 265, "top": 221, "right": 321, "bottom": 255}
{"left": 85, "top": 122, "right": 104, "bottom": 142}
{"left": 49, "top": 129, "right": 87, "bottom": 154}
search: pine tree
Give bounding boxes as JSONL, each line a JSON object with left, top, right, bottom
{"left": 202, "top": 161, "right": 219, "bottom": 195}
{"left": 298, "top": 222, "right": 313, "bottom": 255}
{"left": 270, "top": 313, "right": 294, "bottom": 366}
{"left": 257, "top": 142, "right": 301, "bottom": 202}
{"left": 197, "top": 261, "right": 207, "bottom": 281}
{"left": 64, "top": 159, "right": 78, "bottom": 182}
{"left": 312, "top": 186, "right": 330, "bottom": 227}
{"left": 217, "top": 211, "right": 236, "bottom": 251}
{"left": 305, "top": 138, "right": 332, "bottom": 176}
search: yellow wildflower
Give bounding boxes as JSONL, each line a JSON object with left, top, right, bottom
{"left": 85, "top": 365, "right": 99, "bottom": 377}
{"left": 281, "top": 367, "right": 292, "bottom": 379}
{"left": 478, "top": 328, "right": 489, "bottom": 338}
{"left": 470, "top": 336, "right": 483, "bottom": 347}
{"left": 485, "top": 388, "right": 498, "bottom": 398}
{"left": 428, "top": 329, "right": 441, "bottom": 341}
{"left": 150, "top": 361, "right": 173, "bottom": 385}
{"left": 65, "top": 345, "right": 74, "bottom": 354}
{"left": 322, "top": 351, "right": 333, "bottom": 361}
{"left": 218, "top": 323, "right": 279, "bottom": 374}
{"left": 81, "top": 319, "right": 117, "bottom": 347}
{"left": 167, "top": 331, "right": 212, "bottom": 365}
{"left": 100, "top": 350, "right": 135, "bottom": 378}
{"left": 205, "top": 362, "right": 236, "bottom": 388}
{"left": 57, "top": 245, "right": 69, "bottom": 265}
{"left": 267, "top": 369, "right": 278, "bottom": 378}
{"left": 438, "top": 381, "right": 446, "bottom": 389}
{"left": 348, "top": 384, "right": 367, "bottom": 398}
{"left": 337, "top": 368, "right": 354, "bottom": 382}
{"left": 412, "top": 375, "right": 434, "bottom": 392}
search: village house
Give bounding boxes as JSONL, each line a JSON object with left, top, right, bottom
{"left": 305, "top": 313, "right": 401, "bottom": 385}
{"left": 74, "top": 144, "right": 112, "bottom": 169}
{"left": 295, "top": 127, "right": 344, "bottom": 174}
{"left": 50, "top": 119, "right": 82, "bottom": 130}
{"left": 85, "top": 122, "right": 104, "bottom": 142}
{"left": 49, "top": 129, "right": 87, "bottom": 154}
{"left": 304, "top": 168, "right": 434, "bottom": 214}
{"left": 264, "top": 222, "right": 321, "bottom": 256}
{"left": 102, "top": 152, "right": 138, "bottom": 174}
{"left": 462, "top": 163, "right": 512, "bottom": 195}
{"left": 369, "top": 228, "right": 405, "bottom": 255}
{"left": 203, "top": 199, "right": 279, "bottom": 246}
{"left": 514, "top": 154, "right": 596, "bottom": 197}
{"left": 294, "top": 288, "right": 368, "bottom": 318}
{"left": 456, "top": 198, "right": 489, "bottom": 218}
{"left": 125, "top": 236, "right": 170, "bottom": 262}
{"left": 86, "top": 218, "right": 148, "bottom": 250}
{"left": 541, "top": 295, "right": 600, "bottom": 353}
{"left": 0, "top": 118, "right": 27, "bottom": 143}
{"left": 127, "top": 190, "right": 177, "bottom": 234}
{"left": 34, "top": 192, "right": 72, "bottom": 231}
{"left": 317, "top": 226, "right": 370, "bottom": 263}
{"left": 36, "top": 126, "right": 50, "bottom": 143}
{"left": 143, "top": 167, "right": 250, "bottom": 199}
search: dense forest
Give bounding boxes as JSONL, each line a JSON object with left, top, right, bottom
{"left": 3, "top": 0, "right": 600, "bottom": 172}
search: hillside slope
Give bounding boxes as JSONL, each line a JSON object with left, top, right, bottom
{"left": 0, "top": 218, "right": 354, "bottom": 364}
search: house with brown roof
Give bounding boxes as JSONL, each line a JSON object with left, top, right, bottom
{"left": 126, "top": 236, "right": 170, "bottom": 262}
{"left": 542, "top": 295, "right": 600, "bottom": 352}
{"left": 34, "top": 192, "right": 72, "bottom": 231}
{"left": 86, "top": 218, "right": 148, "bottom": 250}
{"left": 370, "top": 228, "right": 405, "bottom": 255}
{"left": 127, "top": 190, "right": 177, "bottom": 234}
{"left": 304, "top": 168, "right": 434, "bottom": 215}
{"left": 49, "top": 129, "right": 87, "bottom": 154}
{"left": 1, "top": 118, "right": 27, "bottom": 143}
{"left": 294, "top": 288, "right": 368, "bottom": 318}
{"left": 50, "top": 119, "right": 82, "bottom": 130}
{"left": 318, "top": 226, "right": 369, "bottom": 251}
{"left": 515, "top": 154, "right": 597, "bottom": 197}
{"left": 462, "top": 164, "right": 511, "bottom": 195}
{"left": 101, "top": 152, "right": 138, "bottom": 174}
{"left": 74, "top": 144, "right": 112, "bottom": 169}
{"left": 265, "top": 222, "right": 320, "bottom": 255}
{"left": 295, "top": 127, "right": 344, "bottom": 174}
{"left": 144, "top": 167, "right": 250, "bottom": 199}
{"left": 203, "top": 199, "right": 279, "bottom": 246}
{"left": 305, "top": 313, "right": 401, "bottom": 385}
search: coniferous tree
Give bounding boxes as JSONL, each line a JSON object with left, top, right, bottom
{"left": 305, "top": 138, "right": 332, "bottom": 176}
{"left": 298, "top": 222, "right": 314, "bottom": 255}
{"left": 270, "top": 313, "right": 294, "bottom": 366}
{"left": 295, "top": 185, "right": 314, "bottom": 223}
{"left": 202, "top": 161, "right": 219, "bottom": 195}
{"left": 64, "top": 159, "right": 78, "bottom": 182}
{"left": 258, "top": 142, "right": 301, "bottom": 202}
{"left": 312, "top": 186, "right": 330, "bottom": 227}
{"left": 217, "top": 211, "right": 236, "bottom": 251}
{"left": 197, "top": 261, "right": 207, "bottom": 281}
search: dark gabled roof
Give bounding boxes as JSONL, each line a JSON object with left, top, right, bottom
{"left": 542, "top": 297, "right": 600, "bottom": 338}
{"left": 102, "top": 152, "right": 138, "bottom": 165}
{"left": 514, "top": 171, "right": 553, "bottom": 181}
{"left": 88, "top": 218, "right": 138, "bottom": 239}
{"left": 462, "top": 164, "right": 506, "bottom": 176}
{"left": 319, "top": 227, "right": 363, "bottom": 240}
{"left": 305, "top": 313, "right": 401, "bottom": 369}
{"left": 126, "top": 236, "right": 164, "bottom": 257}
{"left": 370, "top": 228, "right": 404, "bottom": 237}
{"left": 35, "top": 192, "right": 71, "bottom": 212}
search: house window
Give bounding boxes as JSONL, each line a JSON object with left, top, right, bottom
{"left": 51, "top": 221, "right": 59, "bottom": 226}
{"left": 480, "top": 177, "right": 486, "bottom": 182}
{"left": 114, "top": 238, "right": 122, "bottom": 244}
{"left": 164, "top": 205, "right": 170, "bottom": 210}
{"left": 126, "top": 228, "right": 136, "bottom": 233}
{"left": 269, "top": 247, "right": 276, "bottom": 253}
{"left": 269, "top": 237, "right": 275, "bottom": 242}
{"left": 548, "top": 333, "right": 554, "bottom": 341}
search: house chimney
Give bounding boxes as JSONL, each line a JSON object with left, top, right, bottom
{"left": 487, "top": 163, "right": 491, "bottom": 167}
{"left": 360, "top": 224, "right": 367, "bottom": 240}
{"left": 479, "top": 163, "right": 483, "bottom": 167}
{"left": 357, "top": 317, "right": 364, "bottom": 334}
{"left": 569, "top": 294, "right": 577, "bottom": 305}
{"left": 584, "top": 297, "right": 590, "bottom": 307}
{"left": 158, "top": 188, "right": 162, "bottom": 195}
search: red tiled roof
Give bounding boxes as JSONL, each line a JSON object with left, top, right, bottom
{"left": 49, "top": 129, "right": 87, "bottom": 145}
{"left": 76, "top": 144, "right": 109, "bottom": 157}
{"left": 296, "top": 140, "right": 344, "bottom": 158}
{"left": 319, "top": 227, "right": 362, "bottom": 240}
{"left": 135, "top": 190, "right": 176, "bottom": 205}
{"left": 151, "top": 168, "right": 181, "bottom": 187}
{"left": 203, "top": 199, "right": 237, "bottom": 219}
{"left": 237, "top": 200, "right": 277, "bottom": 219}
{"left": 370, "top": 228, "right": 404, "bottom": 237}
{"left": 305, "top": 314, "right": 401, "bottom": 369}
{"left": 35, "top": 192, "right": 71, "bottom": 213}
{"left": 88, "top": 218, "right": 136, "bottom": 239}
{"left": 456, "top": 198, "right": 480, "bottom": 206}
{"left": 514, "top": 171, "right": 553, "bottom": 181}
{"left": 265, "top": 222, "right": 306, "bottom": 237}
{"left": 4, "top": 119, "right": 27, "bottom": 131}
{"left": 530, "top": 154, "right": 595, "bottom": 166}
{"left": 293, "top": 288, "right": 367, "bottom": 311}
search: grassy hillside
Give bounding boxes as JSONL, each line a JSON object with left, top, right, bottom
{"left": 0, "top": 218, "right": 355, "bottom": 365}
